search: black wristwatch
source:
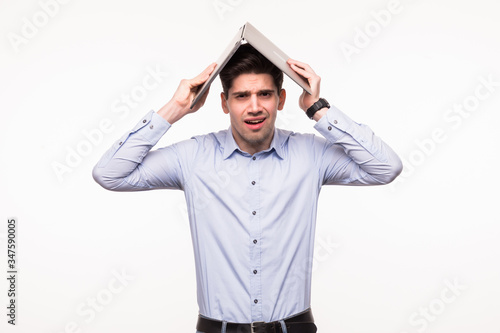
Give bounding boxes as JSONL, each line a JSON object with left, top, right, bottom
{"left": 306, "top": 98, "right": 330, "bottom": 119}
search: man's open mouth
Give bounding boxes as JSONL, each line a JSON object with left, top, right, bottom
{"left": 245, "top": 119, "right": 265, "bottom": 124}
{"left": 244, "top": 117, "right": 266, "bottom": 130}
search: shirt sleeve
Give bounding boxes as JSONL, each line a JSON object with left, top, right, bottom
{"left": 92, "top": 110, "right": 193, "bottom": 191}
{"left": 313, "top": 104, "right": 403, "bottom": 185}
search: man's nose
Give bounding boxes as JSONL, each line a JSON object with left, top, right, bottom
{"left": 248, "top": 94, "right": 261, "bottom": 113}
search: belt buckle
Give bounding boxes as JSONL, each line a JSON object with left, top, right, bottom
{"left": 251, "top": 321, "right": 265, "bottom": 333}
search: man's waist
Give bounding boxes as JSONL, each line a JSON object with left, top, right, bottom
{"left": 196, "top": 308, "right": 317, "bottom": 333}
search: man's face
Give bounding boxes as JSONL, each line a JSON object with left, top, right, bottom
{"left": 221, "top": 73, "right": 286, "bottom": 154}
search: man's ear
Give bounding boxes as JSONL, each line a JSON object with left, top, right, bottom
{"left": 278, "top": 89, "right": 286, "bottom": 111}
{"left": 221, "top": 92, "right": 229, "bottom": 114}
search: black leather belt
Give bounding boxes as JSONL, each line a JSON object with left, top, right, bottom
{"left": 196, "top": 308, "right": 317, "bottom": 333}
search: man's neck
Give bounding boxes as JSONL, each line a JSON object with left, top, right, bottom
{"left": 231, "top": 129, "right": 275, "bottom": 155}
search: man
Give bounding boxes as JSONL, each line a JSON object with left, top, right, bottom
{"left": 93, "top": 44, "right": 402, "bottom": 333}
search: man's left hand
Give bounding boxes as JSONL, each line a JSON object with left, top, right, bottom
{"left": 287, "top": 59, "right": 321, "bottom": 112}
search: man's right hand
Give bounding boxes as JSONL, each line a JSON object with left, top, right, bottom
{"left": 157, "top": 62, "right": 217, "bottom": 124}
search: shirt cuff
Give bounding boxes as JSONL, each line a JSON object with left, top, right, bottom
{"left": 313, "top": 104, "right": 356, "bottom": 142}
{"left": 110, "top": 110, "right": 171, "bottom": 154}
{"left": 131, "top": 110, "right": 171, "bottom": 144}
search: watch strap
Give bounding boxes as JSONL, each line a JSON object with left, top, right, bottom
{"left": 306, "top": 98, "right": 330, "bottom": 119}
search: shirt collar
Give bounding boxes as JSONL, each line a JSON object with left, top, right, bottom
{"left": 221, "top": 127, "right": 289, "bottom": 160}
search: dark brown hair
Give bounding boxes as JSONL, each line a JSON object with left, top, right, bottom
{"left": 219, "top": 43, "right": 284, "bottom": 98}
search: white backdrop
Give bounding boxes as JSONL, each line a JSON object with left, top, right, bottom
{"left": 1, "top": 0, "right": 499, "bottom": 332}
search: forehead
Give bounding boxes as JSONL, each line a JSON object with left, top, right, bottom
{"left": 230, "top": 73, "right": 276, "bottom": 92}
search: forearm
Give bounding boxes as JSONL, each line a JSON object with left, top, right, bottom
{"left": 314, "top": 105, "right": 403, "bottom": 185}
{"left": 157, "top": 98, "right": 188, "bottom": 124}
{"left": 92, "top": 111, "right": 171, "bottom": 191}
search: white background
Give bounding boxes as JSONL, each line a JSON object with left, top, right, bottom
{"left": 1, "top": 0, "right": 499, "bottom": 332}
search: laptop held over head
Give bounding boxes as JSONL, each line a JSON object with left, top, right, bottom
{"left": 190, "top": 22, "right": 312, "bottom": 109}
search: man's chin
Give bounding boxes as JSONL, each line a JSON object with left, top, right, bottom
{"left": 244, "top": 128, "right": 274, "bottom": 145}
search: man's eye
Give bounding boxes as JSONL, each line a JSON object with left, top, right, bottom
{"left": 260, "top": 92, "right": 271, "bottom": 97}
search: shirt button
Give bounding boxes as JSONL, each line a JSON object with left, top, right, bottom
{"left": 118, "top": 142, "right": 123, "bottom": 145}
{"left": 252, "top": 156, "right": 256, "bottom": 160}
{"left": 149, "top": 125, "right": 154, "bottom": 129}
{"left": 333, "top": 120, "right": 338, "bottom": 124}
{"left": 254, "top": 299, "right": 258, "bottom": 304}
{"left": 328, "top": 126, "right": 332, "bottom": 131}
{"left": 253, "top": 239, "right": 258, "bottom": 244}
{"left": 253, "top": 270, "right": 258, "bottom": 274}
{"left": 143, "top": 119, "right": 147, "bottom": 123}
{"left": 251, "top": 181, "right": 256, "bottom": 185}
{"left": 252, "top": 211, "right": 256, "bottom": 215}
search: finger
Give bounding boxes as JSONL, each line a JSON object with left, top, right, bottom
{"left": 190, "top": 62, "right": 217, "bottom": 87}
{"left": 288, "top": 62, "right": 320, "bottom": 99}
{"left": 289, "top": 63, "right": 314, "bottom": 79}
{"left": 288, "top": 61, "right": 317, "bottom": 83}
{"left": 287, "top": 59, "right": 317, "bottom": 75}
{"left": 190, "top": 64, "right": 215, "bottom": 87}
{"left": 202, "top": 62, "right": 217, "bottom": 76}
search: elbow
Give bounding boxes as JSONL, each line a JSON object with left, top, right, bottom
{"left": 92, "top": 164, "right": 121, "bottom": 191}
{"left": 92, "top": 164, "right": 108, "bottom": 189}
{"left": 382, "top": 156, "right": 403, "bottom": 184}
{"left": 367, "top": 155, "right": 403, "bottom": 185}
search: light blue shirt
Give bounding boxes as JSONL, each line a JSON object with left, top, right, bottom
{"left": 92, "top": 105, "right": 402, "bottom": 323}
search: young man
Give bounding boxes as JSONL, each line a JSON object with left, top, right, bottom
{"left": 93, "top": 44, "right": 402, "bottom": 333}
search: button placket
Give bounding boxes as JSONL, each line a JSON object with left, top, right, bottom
{"left": 248, "top": 154, "right": 262, "bottom": 321}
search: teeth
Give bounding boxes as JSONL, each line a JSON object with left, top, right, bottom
{"left": 246, "top": 119, "right": 263, "bottom": 124}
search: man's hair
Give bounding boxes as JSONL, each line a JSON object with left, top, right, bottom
{"left": 220, "top": 43, "right": 284, "bottom": 98}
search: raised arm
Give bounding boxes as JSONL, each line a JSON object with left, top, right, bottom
{"left": 92, "top": 63, "right": 216, "bottom": 191}
{"left": 156, "top": 63, "right": 217, "bottom": 124}
{"left": 288, "top": 59, "right": 402, "bottom": 185}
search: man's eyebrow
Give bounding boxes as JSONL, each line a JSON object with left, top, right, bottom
{"left": 259, "top": 89, "right": 276, "bottom": 94}
{"left": 231, "top": 89, "right": 276, "bottom": 96}
{"left": 231, "top": 90, "right": 249, "bottom": 96}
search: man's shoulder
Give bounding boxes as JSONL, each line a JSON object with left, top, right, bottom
{"left": 191, "top": 128, "right": 228, "bottom": 139}
{"left": 274, "top": 128, "right": 330, "bottom": 160}
{"left": 187, "top": 128, "right": 229, "bottom": 147}
{"left": 276, "top": 127, "right": 325, "bottom": 145}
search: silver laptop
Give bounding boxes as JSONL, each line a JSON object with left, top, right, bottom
{"left": 190, "top": 22, "right": 312, "bottom": 109}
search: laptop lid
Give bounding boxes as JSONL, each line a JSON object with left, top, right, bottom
{"left": 242, "top": 22, "right": 312, "bottom": 95}
{"left": 190, "top": 22, "right": 311, "bottom": 109}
